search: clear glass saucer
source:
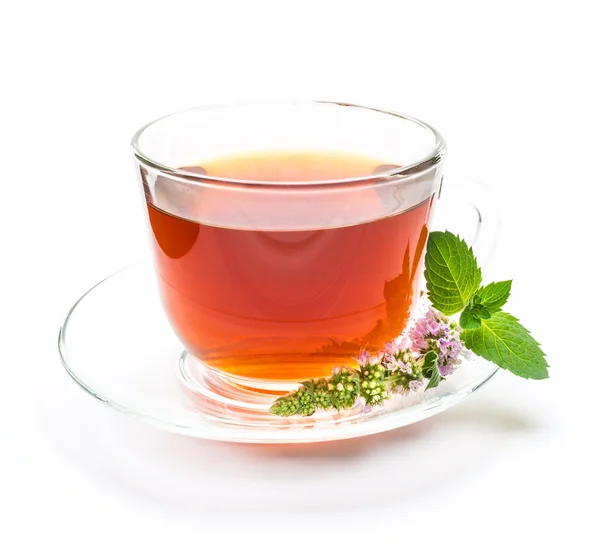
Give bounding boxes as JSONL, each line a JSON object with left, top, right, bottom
{"left": 58, "top": 262, "right": 498, "bottom": 444}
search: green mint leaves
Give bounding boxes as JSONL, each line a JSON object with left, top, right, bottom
{"left": 460, "top": 281, "right": 512, "bottom": 329}
{"left": 424, "top": 231, "right": 482, "bottom": 314}
{"left": 425, "top": 231, "right": 548, "bottom": 380}
{"left": 475, "top": 280, "right": 512, "bottom": 312}
{"left": 421, "top": 351, "right": 442, "bottom": 390}
{"left": 461, "top": 312, "right": 549, "bottom": 379}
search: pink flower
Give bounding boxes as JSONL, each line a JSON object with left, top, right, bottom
{"left": 383, "top": 340, "right": 399, "bottom": 356}
{"left": 409, "top": 306, "right": 464, "bottom": 377}
{"left": 439, "top": 364, "right": 454, "bottom": 377}
{"left": 354, "top": 396, "right": 372, "bottom": 414}
{"left": 383, "top": 355, "right": 398, "bottom": 371}
{"left": 397, "top": 335, "right": 412, "bottom": 351}
{"left": 381, "top": 335, "right": 413, "bottom": 370}
{"left": 409, "top": 380, "right": 423, "bottom": 392}
{"left": 397, "top": 360, "right": 412, "bottom": 374}
{"left": 369, "top": 354, "right": 382, "bottom": 365}
{"left": 356, "top": 350, "right": 370, "bottom": 366}
{"left": 393, "top": 385, "right": 410, "bottom": 397}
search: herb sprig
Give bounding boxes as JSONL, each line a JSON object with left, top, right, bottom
{"left": 270, "top": 231, "right": 548, "bottom": 417}
{"left": 426, "top": 231, "right": 548, "bottom": 379}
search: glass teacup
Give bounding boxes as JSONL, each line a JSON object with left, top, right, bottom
{"left": 132, "top": 101, "right": 478, "bottom": 397}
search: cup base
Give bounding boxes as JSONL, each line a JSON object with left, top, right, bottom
{"left": 178, "top": 351, "right": 296, "bottom": 412}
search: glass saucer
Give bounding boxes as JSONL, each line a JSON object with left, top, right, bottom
{"left": 58, "top": 262, "right": 498, "bottom": 444}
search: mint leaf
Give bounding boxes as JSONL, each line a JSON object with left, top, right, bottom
{"left": 472, "top": 305, "right": 491, "bottom": 319}
{"left": 461, "top": 311, "right": 549, "bottom": 379}
{"left": 422, "top": 351, "right": 442, "bottom": 390}
{"left": 424, "top": 231, "right": 482, "bottom": 315}
{"left": 459, "top": 308, "right": 481, "bottom": 329}
{"left": 475, "top": 280, "right": 512, "bottom": 313}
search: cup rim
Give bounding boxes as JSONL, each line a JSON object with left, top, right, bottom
{"left": 131, "top": 100, "right": 446, "bottom": 187}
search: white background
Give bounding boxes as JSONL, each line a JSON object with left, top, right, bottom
{"left": 1, "top": 0, "right": 598, "bottom": 542}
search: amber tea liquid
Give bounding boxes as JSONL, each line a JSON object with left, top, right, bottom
{"left": 147, "top": 151, "right": 434, "bottom": 382}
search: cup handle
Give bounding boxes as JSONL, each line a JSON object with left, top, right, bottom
{"left": 439, "top": 175, "right": 501, "bottom": 268}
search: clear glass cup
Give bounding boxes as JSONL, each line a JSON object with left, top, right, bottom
{"left": 131, "top": 101, "right": 492, "bottom": 399}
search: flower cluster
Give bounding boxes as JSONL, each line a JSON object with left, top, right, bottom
{"left": 410, "top": 307, "right": 463, "bottom": 377}
{"left": 270, "top": 306, "right": 464, "bottom": 418}
{"left": 329, "top": 367, "right": 360, "bottom": 410}
{"left": 356, "top": 355, "right": 389, "bottom": 409}
{"left": 378, "top": 340, "right": 423, "bottom": 397}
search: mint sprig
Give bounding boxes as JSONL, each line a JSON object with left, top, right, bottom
{"left": 424, "top": 231, "right": 548, "bottom": 380}
{"left": 270, "top": 230, "right": 548, "bottom": 418}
